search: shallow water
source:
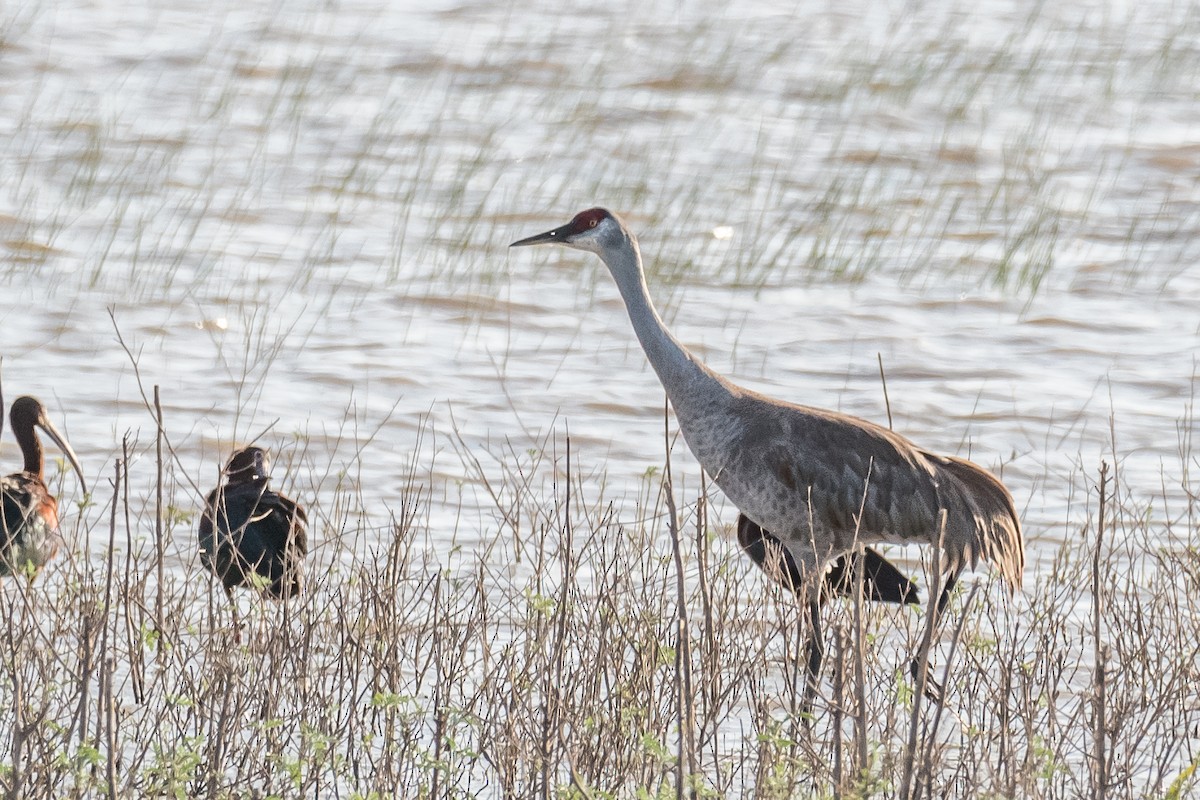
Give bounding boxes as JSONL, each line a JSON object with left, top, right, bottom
{"left": 0, "top": 0, "right": 1197, "bottom": 581}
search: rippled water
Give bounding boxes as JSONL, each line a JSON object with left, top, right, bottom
{"left": 1, "top": 0, "right": 1197, "bottom": 579}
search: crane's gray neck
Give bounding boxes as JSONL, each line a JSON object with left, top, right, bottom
{"left": 599, "top": 231, "right": 724, "bottom": 403}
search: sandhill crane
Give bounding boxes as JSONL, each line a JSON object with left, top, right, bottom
{"left": 0, "top": 393, "right": 88, "bottom": 578}
{"left": 199, "top": 446, "right": 307, "bottom": 636}
{"left": 511, "top": 207, "right": 1023, "bottom": 703}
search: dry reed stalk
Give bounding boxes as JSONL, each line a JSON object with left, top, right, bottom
{"left": 662, "top": 414, "right": 697, "bottom": 798}
{"left": 1093, "top": 460, "right": 1110, "bottom": 800}
{"left": 901, "top": 510, "right": 946, "bottom": 800}
{"left": 153, "top": 386, "right": 165, "bottom": 638}
{"left": 0, "top": 386, "right": 1196, "bottom": 798}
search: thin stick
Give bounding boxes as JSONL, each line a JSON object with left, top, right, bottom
{"left": 663, "top": 398, "right": 696, "bottom": 797}
{"left": 852, "top": 545, "right": 868, "bottom": 779}
{"left": 694, "top": 469, "right": 716, "bottom": 768}
{"left": 103, "top": 656, "right": 117, "bottom": 800}
{"left": 916, "top": 583, "right": 980, "bottom": 798}
{"left": 901, "top": 511, "right": 946, "bottom": 800}
{"left": 154, "top": 385, "right": 165, "bottom": 636}
{"left": 1092, "top": 461, "right": 1109, "bottom": 800}
{"left": 120, "top": 435, "right": 144, "bottom": 705}
{"left": 851, "top": 459, "right": 875, "bottom": 776}
{"left": 877, "top": 353, "right": 893, "bottom": 431}
{"left": 832, "top": 623, "right": 845, "bottom": 800}
{"left": 695, "top": 470, "right": 714, "bottom": 664}
{"left": 100, "top": 456, "right": 121, "bottom": 800}
{"left": 540, "top": 433, "right": 574, "bottom": 800}
{"left": 3, "top": 585, "right": 26, "bottom": 800}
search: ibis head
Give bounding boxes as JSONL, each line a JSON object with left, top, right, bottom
{"left": 224, "top": 446, "right": 271, "bottom": 483}
{"left": 10, "top": 396, "right": 87, "bottom": 495}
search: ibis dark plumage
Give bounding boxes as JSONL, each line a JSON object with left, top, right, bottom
{"left": 199, "top": 446, "right": 307, "bottom": 613}
{"left": 511, "top": 208, "right": 1023, "bottom": 705}
{"left": 0, "top": 395, "right": 88, "bottom": 578}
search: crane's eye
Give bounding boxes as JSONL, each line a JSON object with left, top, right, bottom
{"left": 589, "top": 218, "right": 598, "bottom": 228}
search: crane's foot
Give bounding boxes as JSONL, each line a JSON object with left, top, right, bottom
{"left": 799, "top": 600, "right": 826, "bottom": 724}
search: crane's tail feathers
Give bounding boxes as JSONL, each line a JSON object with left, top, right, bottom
{"left": 931, "top": 455, "right": 1024, "bottom": 593}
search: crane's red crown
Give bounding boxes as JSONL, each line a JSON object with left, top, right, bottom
{"left": 567, "top": 207, "right": 610, "bottom": 233}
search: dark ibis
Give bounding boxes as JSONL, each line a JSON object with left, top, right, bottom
{"left": 199, "top": 446, "right": 307, "bottom": 628}
{"left": 0, "top": 395, "right": 88, "bottom": 578}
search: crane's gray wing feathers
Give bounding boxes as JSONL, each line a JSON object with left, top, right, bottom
{"left": 743, "top": 402, "right": 944, "bottom": 548}
{"left": 731, "top": 395, "right": 1023, "bottom": 591}
{"left": 761, "top": 440, "right": 943, "bottom": 546}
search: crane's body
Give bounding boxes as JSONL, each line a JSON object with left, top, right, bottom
{"left": 511, "top": 207, "right": 1023, "bottom": 700}
{"left": 199, "top": 446, "right": 307, "bottom": 602}
{"left": 0, "top": 395, "right": 88, "bottom": 578}
{"left": 667, "top": 372, "right": 1022, "bottom": 596}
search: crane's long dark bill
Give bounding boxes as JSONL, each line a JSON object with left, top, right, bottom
{"left": 510, "top": 223, "right": 570, "bottom": 248}
{"left": 38, "top": 419, "right": 88, "bottom": 495}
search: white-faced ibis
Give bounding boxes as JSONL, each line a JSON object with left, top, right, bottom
{"left": 199, "top": 446, "right": 307, "bottom": 625}
{"left": 511, "top": 208, "right": 1022, "bottom": 704}
{"left": 1, "top": 395, "right": 88, "bottom": 578}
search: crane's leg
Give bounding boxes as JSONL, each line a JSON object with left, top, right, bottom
{"left": 736, "top": 515, "right": 830, "bottom": 716}
{"left": 909, "top": 571, "right": 960, "bottom": 702}
{"left": 802, "top": 597, "right": 825, "bottom": 716}
{"left": 736, "top": 514, "right": 922, "bottom": 716}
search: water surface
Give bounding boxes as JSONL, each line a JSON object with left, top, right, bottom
{"left": 0, "top": 0, "right": 1197, "bottom": 580}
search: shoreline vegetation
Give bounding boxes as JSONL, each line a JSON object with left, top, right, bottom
{"left": 1, "top": 381, "right": 1197, "bottom": 798}
{"left": 2, "top": 1, "right": 1198, "bottom": 797}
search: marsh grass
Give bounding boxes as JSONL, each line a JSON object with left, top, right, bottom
{"left": 1, "top": 1, "right": 1198, "bottom": 797}
{"left": 1, "top": 389, "right": 1198, "bottom": 798}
